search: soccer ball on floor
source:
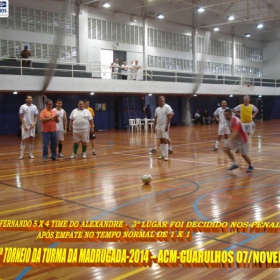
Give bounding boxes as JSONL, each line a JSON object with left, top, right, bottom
{"left": 141, "top": 174, "right": 152, "bottom": 184}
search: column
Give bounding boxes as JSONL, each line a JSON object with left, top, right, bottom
{"left": 232, "top": 26, "right": 236, "bottom": 76}
{"left": 77, "top": 5, "right": 89, "bottom": 67}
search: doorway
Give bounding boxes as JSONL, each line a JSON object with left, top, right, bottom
{"left": 113, "top": 51, "right": 127, "bottom": 79}
{"left": 100, "top": 50, "right": 127, "bottom": 79}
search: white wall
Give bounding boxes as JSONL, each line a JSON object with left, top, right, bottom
{"left": 0, "top": 0, "right": 269, "bottom": 78}
{"left": 0, "top": 75, "right": 277, "bottom": 96}
{"left": 263, "top": 40, "right": 280, "bottom": 78}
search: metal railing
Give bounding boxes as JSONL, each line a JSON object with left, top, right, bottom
{"left": 0, "top": 58, "right": 279, "bottom": 88}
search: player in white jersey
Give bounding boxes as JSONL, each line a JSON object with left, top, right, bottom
{"left": 149, "top": 105, "right": 174, "bottom": 155}
{"left": 153, "top": 96, "right": 173, "bottom": 161}
{"left": 211, "top": 100, "right": 230, "bottom": 151}
{"left": 19, "top": 95, "right": 39, "bottom": 159}
{"left": 53, "top": 99, "right": 67, "bottom": 157}
{"left": 69, "top": 100, "right": 93, "bottom": 159}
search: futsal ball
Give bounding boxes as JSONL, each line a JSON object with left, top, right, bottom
{"left": 141, "top": 174, "right": 152, "bottom": 184}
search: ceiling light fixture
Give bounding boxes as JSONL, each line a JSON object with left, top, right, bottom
{"left": 194, "top": 94, "right": 197, "bottom": 97}
{"left": 197, "top": 7, "right": 205, "bottom": 13}
{"left": 90, "top": 92, "right": 94, "bottom": 95}
{"left": 157, "top": 14, "right": 164, "bottom": 19}
{"left": 102, "top": 2, "right": 110, "bottom": 8}
{"left": 213, "top": 27, "right": 219, "bottom": 32}
{"left": 258, "top": 95, "right": 262, "bottom": 98}
{"left": 229, "top": 94, "right": 233, "bottom": 97}
{"left": 148, "top": 93, "right": 152, "bottom": 96}
{"left": 257, "top": 23, "right": 264, "bottom": 29}
{"left": 131, "top": 15, "right": 136, "bottom": 22}
{"left": 228, "top": 15, "right": 235, "bottom": 21}
{"left": 245, "top": 33, "right": 251, "bottom": 38}
{"left": 13, "top": 91, "right": 18, "bottom": 95}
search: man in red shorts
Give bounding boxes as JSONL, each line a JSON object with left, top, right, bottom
{"left": 224, "top": 109, "right": 254, "bottom": 172}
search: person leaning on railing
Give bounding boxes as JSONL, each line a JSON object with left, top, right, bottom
{"left": 21, "top": 46, "right": 32, "bottom": 67}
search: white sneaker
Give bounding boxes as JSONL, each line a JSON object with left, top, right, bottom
{"left": 29, "top": 154, "right": 35, "bottom": 159}
{"left": 70, "top": 153, "right": 77, "bottom": 159}
{"left": 164, "top": 156, "right": 168, "bottom": 161}
{"left": 82, "top": 152, "right": 86, "bottom": 159}
{"left": 59, "top": 153, "right": 64, "bottom": 157}
{"left": 19, "top": 155, "right": 24, "bottom": 160}
{"left": 158, "top": 155, "right": 164, "bottom": 160}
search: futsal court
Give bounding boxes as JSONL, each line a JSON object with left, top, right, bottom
{"left": 0, "top": 120, "right": 280, "bottom": 280}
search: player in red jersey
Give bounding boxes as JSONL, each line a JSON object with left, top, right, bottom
{"left": 224, "top": 109, "right": 254, "bottom": 172}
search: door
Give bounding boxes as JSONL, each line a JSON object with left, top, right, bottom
{"left": 113, "top": 51, "right": 126, "bottom": 79}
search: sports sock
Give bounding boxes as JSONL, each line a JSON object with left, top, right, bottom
{"left": 73, "top": 143, "right": 79, "bottom": 154}
{"left": 58, "top": 143, "right": 62, "bottom": 153}
{"left": 29, "top": 142, "right": 34, "bottom": 155}
{"left": 163, "top": 144, "right": 168, "bottom": 157}
{"left": 82, "top": 145, "right": 87, "bottom": 153}
{"left": 169, "top": 145, "right": 173, "bottom": 151}
{"left": 223, "top": 139, "right": 228, "bottom": 148}
{"left": 215, "top": 141, "right": 220, "bottom": 149}
{"left": 160, "top": 144, "right": 164, "bottom": 155}
{"left": 20, "top": 143, "right": 25, "bottom": 157}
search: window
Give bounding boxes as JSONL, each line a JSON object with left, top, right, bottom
{"left": 48, "top": 12, "right": 53, "bottom": 34}
{"left": 0, "top": 5, "right": 76, "bottom": 36}
{"left": 148, "top": 55, "right": 192, "bottom": 71}
{"left": 235, "top": 65, "right": 263, "bottom": 77}
{"left": 197, "top": 61, "right": 232, "bottom": 75}
{"left": 236, "top": 44, "right": 263, "bottom": 62}
{"left": 8, "top": 5, "right": 15, "bottom": 29}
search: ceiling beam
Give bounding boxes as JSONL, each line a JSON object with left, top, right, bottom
{"left": 80, "top": 0, "right": 99, "bottom": 5}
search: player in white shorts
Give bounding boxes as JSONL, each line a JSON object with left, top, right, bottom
{"left": 69, "top": 100, "right": 94, "bottom": 159}
{"left": 233, "top": 95, "right": 259, "bottom": 153}
{"left": 224, "top": 109, "right": 254, "bottom": 172}
{"left": 153, "top": 96, "right": 173, "bottom": 161}
{"left": 19, "top": 95, "right": 39, "bottom": 159}
{"left": 53, "top": 99, "right": 67, "bottom": 157}
{"left": 149, "top": 106, "right": 174, "bottom": 155}
{"left": 211, "top": 100, "right": 230, "bottom": 151}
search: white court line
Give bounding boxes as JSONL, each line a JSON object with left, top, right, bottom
{"left": 113, "top": 152, "right": 223, "bottom": 166}
{"left": 113, "top": 152, "right": 280, "bottom": 173}
{"left": 122, "top": 140, "right": 214, "bottom": 154}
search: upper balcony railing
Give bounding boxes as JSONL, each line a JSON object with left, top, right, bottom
{"left": 0, "top": 58, "right": 279, "bottom": 88}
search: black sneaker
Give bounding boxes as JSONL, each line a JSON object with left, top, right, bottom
{"left": 168, "top": 150, "right": 173, "bottom": 154}
{"left": 235, "top": 149, "right": 240, "bottom": 153}
{"left": 211, "top": 147, "right": 218, "bottom": 151}
{"left": 149, "top": 149, "right": 156, "bottom": 155}
{"left": 228, "top": 164, "right": 238, "bottom": 171}
{"left": 246, "top": 166, "right": 254, "bottom": 173}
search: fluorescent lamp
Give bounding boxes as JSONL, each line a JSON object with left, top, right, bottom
{"left": 90, "top": 92, "right": 94, "bottom": 95}
{"left": 245, "top": 33, "right": 251, "bottom": 38}
{"left": 229, "top": 94, "right": 233, "bottom": 97}
{"left": 157, "top": 14, "right": 164, "bottom": 19}
{"left": 13, "top": 91, "right": 18, "bottom": 94}
{"left": 257, "top": 23, "right": 263, "bottom": 29}
{"left": 213, "top": 27, "right": 219, "bottom": 32}
{"left": 197, "top": 7, "right": 205, "bottom": 13}
{"left": 228, "top": 15, "right": 235, "bottom": 21}
{"left": 102, "top": 2, "right": 110, "bottom": 8}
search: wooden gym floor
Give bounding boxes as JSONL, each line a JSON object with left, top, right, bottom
{"left": 0, "top": 120, "right": 280, "bottom": 280}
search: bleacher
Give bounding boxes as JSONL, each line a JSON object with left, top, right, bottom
{"left": 0, "top": 60, "right": 96, "bottom": 79}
